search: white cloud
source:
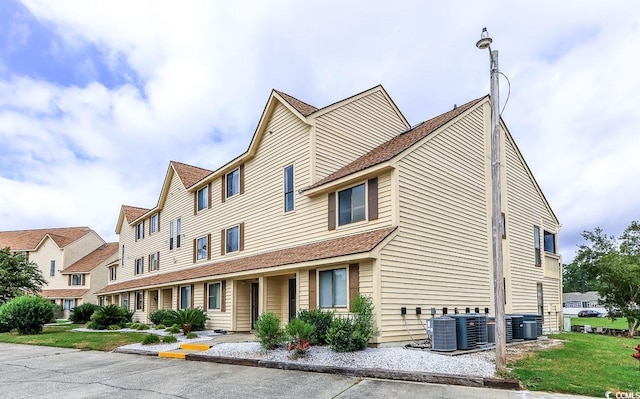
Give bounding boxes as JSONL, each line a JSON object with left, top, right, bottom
{"left": 1, "top": 0, "right": 639, "bottom": 260}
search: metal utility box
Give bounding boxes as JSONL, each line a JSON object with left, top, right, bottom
{"left": 451, "top": 315, "right": 477, "bottom": 350}
{"left": 431, "top": 317, "right": 457, "bottom": 352}
{"left": 523, "top": 321, "right": 537, "bottom": 340}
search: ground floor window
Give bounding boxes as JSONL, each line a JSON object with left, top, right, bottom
{"left": 180, "top": 286, "right": 191, "bottom": 309}
{"left": 122, "top": 293, "right": 129, "bottom": 309}
{"left": 208, "top": 282, "right": 221, "bottom": 310}
{"left": 319, "top": 268, "right": 347, "bottom": 308}
{"left": 135, "top": 291, "right": 144, "bottom": 311}
{"left": 63, "top": 299, "right": 75, "bottom": 310}
{"left": 537, "top": 283, "right": 544, "bottom": 323}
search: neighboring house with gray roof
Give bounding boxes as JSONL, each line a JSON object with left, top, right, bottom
{"left": 0, "top": 227, "right": 117, "bottom": 316}
{"left": 562, "top": 291, "right": 606, "bottom": 316}
{"left": 98, "top": 85, "right": 562, "bottom": 344}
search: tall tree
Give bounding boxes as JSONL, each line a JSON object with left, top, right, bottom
{"left": 0, "top": 247, "right": 47, "bottom": 304}
{"left": 575, "top": 222, "right": 640, "bottom": 337}
{"left": 562, "top": 262, "right": 599, "bottom": 293}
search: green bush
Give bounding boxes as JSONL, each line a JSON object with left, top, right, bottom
{"left": 149, "top": 309, "right": 173, "bottom": 326}
{"left": 285, "top": 318, "right": 315, "bottom": 342}
{"left": 142, "top": 334, "right": 161, "bottom": 345}
{"left": 0, "top": 304, "right": 10, "bottom": 333}
{"left": 136, "top": 324, "right": 150, "bottom": 330}
{"left": 297, "top": 309, "right": 334, "bottom": 345}
{"left": 108, "top": 325, "right": 121, "bottom": 330}
{"left": 69, "top": 303, "right": 99, "bottom": 324}
{"left": 254, "top": 312, "right": 285, "bottom": 350}
{"left": 166, "top": 308, "right": 207, "bottom": 334}
{"left": 186, "top": 332, "right": 198, "bottom": 339}
{"left": 166, "top": 324, "right": 181, "bottom": 334}
{"left": 89, "top": 305, "right": 133, "bottom": 330}
{"left": 155, "top": 324, "right": 166, "bottom": 330}
{"left": 162, "top": 334, "right": 177, "bottom": 343}
{"left": 0, "top": 296, "right": 56, "bottom": 334}
{"left": 326, "top": 294, "right": 378, "bottom": 352}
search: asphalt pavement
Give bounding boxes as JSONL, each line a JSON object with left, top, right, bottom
{"left": 0, "top": 343, "right": 596, "bottom": 398}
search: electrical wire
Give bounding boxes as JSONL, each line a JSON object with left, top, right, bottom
{"left": 498, "top": 71, "right": 511, "bottom": 115}
{"left": 402, "top": 315, "right": 424, "bottom": 346}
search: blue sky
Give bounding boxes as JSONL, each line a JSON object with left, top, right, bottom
{"left": 1, "top": 0, "right": 639, "bottom": 263}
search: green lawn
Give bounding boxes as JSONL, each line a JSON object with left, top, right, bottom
{"left": 570, "top": 317, "right": 629, "bottom": 329}
{"left": 0, "top": 324, "right": 148, "bottom": 351}
{"left": 509, "top": 332, "right": 640, "bottom": 397}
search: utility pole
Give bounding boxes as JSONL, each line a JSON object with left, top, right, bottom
{"left": 476, "top": 27, "right": 506, "bottom": 372}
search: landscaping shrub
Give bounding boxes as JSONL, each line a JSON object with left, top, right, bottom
{"left": 326, "top": 294, "right": 378, "bottom": 352}
{"left": 186, "top": 332, "right": 197, "bottom": 339}
{"left": 155, "top": 324, "right": 166, "bottom": 330}
{"left": 297, "top": 309, "right": 334, "bottom": 345}
{"left": 89, "top": 305, "right": 133, "bottom": 330}
{"left": 0, "top": 304, "right": 10, "bottom": 333}
{"left": 162, "top": 335, "right": 177, "bottom": 343}
{"left": 254, "top": 312, "right": 285, "bottom": 350}
{"left": 142, "top": 334, "right": 161, "bottom": 345}
{"left": 285, "top": 317, "right": 315, "bottom": 358}
{"left": 166, "top": 308, "right": 207, "bottom": 334}
{"left": 108, "top": 325, "right": 121, "bottom": 331}
{"left": 149, "top": 309, "right": 173, "bottom": 326}
{"left": 69, "top": 303, "right": 99, "bottom": 324}
{"left": 166, "top": 324, "right": 181, "bottom": 334}
{"left": 136, "top": 324, "right": 150, "bottom": 330}
{"left": 0, "top": 295, "right": 56, "bottom": 334}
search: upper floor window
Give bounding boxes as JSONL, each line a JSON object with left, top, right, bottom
{"left": 71, "top": 274, "right": 83, "bottom": 286}
{"left": 170, "top": 220, "right": 174, "bottom": 250}
{"left": 136, "top": 222, "right": 144, "bottom": 240}
{"left": 197, "top": 186, "right": 208, "bottom": 211}
{"left": 135, "top": 257, "right": 144, "bottom": 275}
{"left": 109, "top": 266, "right": 117, "bottom": 281}
{"left": 534, "top": 226, "right": 541, "bottom": 266}
{"left": 149, "top": 252, "right": 159, "bottom": 271}
{"left": 544, "top": 230, "right": 556, "bottom": 254}
{"left": 226, "top": 226, "right": 239, "bottom": 253}
{"left": 338, "top": 184, "right": 365, "bottom": 226}
{"left": 170, "top": 218, "right": 182, "bottom": 250}
{"left": 319, "top": 268, "right": 347, "bottom": 308}
{"left": 150, "top": 214, "right": 159, "bottom": 234}
{"left": 196, "top": 236, "right": 208, "bottom": 260}
{"left": 176, "top": 218, "right": 182, "bottom": 248}
{"left": 284, "top": 165, "right": 294, "bottom": 212}
{"left": 226, "top": 168, "right": 240, "bottom": 198}
{"left": 121, "top": 245, "right": 125, "bottom": 266}
{"left": 50, "top": 260, "right": 55, "bottom": 276}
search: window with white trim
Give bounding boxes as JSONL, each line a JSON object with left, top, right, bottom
{"left": 150, "top": 214, "right": 159, "bottom": 233}
{"left": 284, "top": 165, "right": 294, "bottom": 212}
{"left": 319, "top": 268, "right": 347, "bottom": 308}
{"left": 109, "top": 266, "right": 117, "bottom": 281}
{"left": 197, "top": 186, "right": 208, "bottom": 211}
{"left": 534, "top": 226, "right": 541, "bottom": 266}
{"left": 122, "top": 293, "right": 129, "bottom": 309}
{"left": 180, "top": 286, "right": 191, "bottom": 310}
{"left": 136, "top": 222, "right": 144, "bottom": 240}
{"left": 544, "top": 230, "right": 556, "bottom": 254}
{"left": 226, "top": 168, "right": 240, "bottom": 198}
{"left": 226, "top": 226, "right": 239, "bottom": 253}
{"left": 208, "top": 282, "right": 221, "bottom": 310}
{"left": 50, "top": 260, "right": 55, "bottom": 276}
{"left": 196, "top": 237, "right": 207, "bottom": 260}
{"left": 135, "top": 258, "right": 144, "bottom": 275}
{"left": 71, "top": 274, "right": 83, "bottom": 286}
{"left": 176, "top": 218, "right": 182, "bottom": 248}
{"left": 135, "top": 291, "right": 144, "bottom": 310}
{"left": 149, "top": 252, "right": 159, "bottom": 271}
{"left": 63, "top": 299, "right": 75, "bottom": 311}
{"left": 338, "top": 184, "right": 365, "bottom": 226}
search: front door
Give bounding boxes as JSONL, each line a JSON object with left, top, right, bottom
{"left": 251, "top": 282, "right": 259, "bottom": 329}
{"left": 288, "top": 278, "right": 297, "bottom": 321}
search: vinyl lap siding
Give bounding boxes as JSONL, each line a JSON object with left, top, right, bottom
{"left": 315, "top": 91, "right": 407, "bottom": 181}
{"left": 379, "top": 108, "right": 491, "bottom": 343}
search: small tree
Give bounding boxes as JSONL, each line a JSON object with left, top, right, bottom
{"left": 575, "top": 222, "right": 640, "bottom": 337}
{"left": 1, "top": 295, "right": 56, "bottom": 334}
{"left": 0, "top": 248, "right": 47, "bottom": 304}
{"left": 254, "top": 312, "right": 285, "bottom": 350}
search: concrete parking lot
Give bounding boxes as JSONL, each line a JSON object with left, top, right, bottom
{"left": 0, "top": 343, "right": 594, "bottom": 398}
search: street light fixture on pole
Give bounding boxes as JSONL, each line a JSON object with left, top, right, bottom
{"left": 476, "top": 27, "right": 506, "bottom": 372}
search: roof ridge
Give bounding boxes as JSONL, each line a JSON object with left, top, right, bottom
{"left": 274, "top": 90, "right": 318, "bottom": 116}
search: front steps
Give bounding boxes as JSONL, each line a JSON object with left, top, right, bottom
{"left": 158, "top": 341, "right": 214, "bottom": 359}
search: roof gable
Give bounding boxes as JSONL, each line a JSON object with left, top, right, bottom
{"left": 0, "top": 227, "right": 93, "bottom": 251}
{"left": 62, "top": 242, "right": 119, "bottom": 274}
{"left": 171, "top": 160, "right": 213, "bottom": 189}
{"left": 274, "top": 90, "right": 318, "bottom": 116}
{"left": 307, "top": 96, "right": 485, "bottom": 190}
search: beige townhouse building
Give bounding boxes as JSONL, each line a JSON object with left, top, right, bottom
{"left": 97, "top": 86, "right": 562, "bottom": 345}
{"left": 0, "top": 227, "right": 117, "bottom": 317}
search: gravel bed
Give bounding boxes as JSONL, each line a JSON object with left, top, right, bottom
{"left": 200, "top": 342, "right": 496, "bottom": 377}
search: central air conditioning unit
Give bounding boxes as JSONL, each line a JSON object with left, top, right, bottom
{"left": 431, "top": 317, "right": 457, "bottom": 352}
{"left": 522, "top": 313, "right": 543, "bottom": 337}
{"left": 451, "top": 315, "right": 477, "bottom": 350}
{"left": 510, "top": 315, "right": 525, "bottom": 341}
{"left": 505, "top": 316, "right": 513, "bottom": 343}
{"left": 473, "top": 314, "right": 488, "bottom": 345}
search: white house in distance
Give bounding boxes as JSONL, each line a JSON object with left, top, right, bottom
{"left": 97, "top": 85, "right": 562, "bottom": 345}
{"left": 0, "top": 227, "right": 117, "bottom": 316}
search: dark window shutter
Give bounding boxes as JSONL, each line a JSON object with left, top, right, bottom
{"left": 239, "top": 222, "right": 245, "bottom": 251}
{"left": 142, "top": 221, "right": 145, "bottom": 238}
{"left": 240, "top": 164, "right": 245, "bottom": 194}
{"left": 148, "top": 254, "right": 151, "bottom": 272}
{"left": 157, "top": 213, "right": 160, "bottom": 232}
{"left": 192, "top": 239, "right": 196, "bottom": 263}
{"left": 68, "top": 275, "right": 71, "bottom": 286}
{"left": 328, "top": 192, "right": 336, "bottom": 230}
{"left": 221, "top": 174, "right": 226, "bottom": 203}
{"left": 203, "top": 283, "right": 208, "bottom": 311}
{"left": 349, "top": 263, "right": 360, "bottom": 310}
{"left": 308, "top": 269, "right": 316, "bottom": 310}
{"left": 82, "top": 274, "right": 86, "bottom": 286}
{"left": 368, "top": 178, "right": 378, "bottom": 221}
{"left": 220, "top": 229, "right": 225, "bottom": 255}
{"left": 207, "top": 234, "right": 211, "bottom": 260}
{"left": 208, "top": 183, "right": 212, "bottom": 209}
{"left": 221, "top": 280, "right": 227, "bottom": 312}
{"left": 157, "top": 252, "right": 160, "bottom": 270}
{"left": 191, "top": 284, "right": 194, "bottom": 309}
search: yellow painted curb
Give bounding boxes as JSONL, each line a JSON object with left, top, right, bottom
{"left": 180, "top": 343, "right": 212, "bottom": 351}
{"left": 158, "top": 351, "right": 187, "bottom": 359}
